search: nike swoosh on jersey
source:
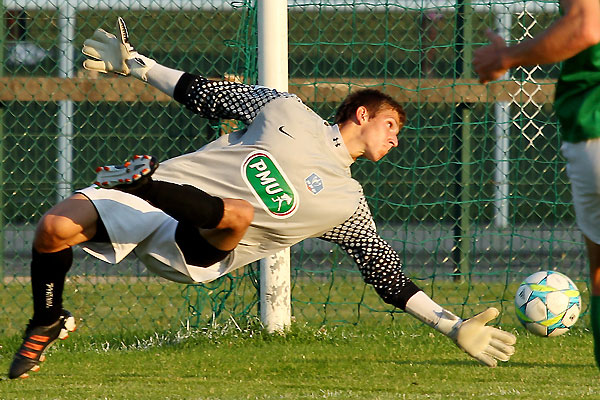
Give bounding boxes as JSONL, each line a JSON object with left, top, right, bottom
{"left": 278, "top": 125, "right": 294, "bottom": 138}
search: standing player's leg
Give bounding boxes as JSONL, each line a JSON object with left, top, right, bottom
{"left": 561, "top": 140, "right": 600, "bottom": 370}
{"left": 9, "top": 194, "right": 100, "bottom": 379}
{"left": 96, "top": 155, "right": 253, "bottom": 266}
{"left": 585, "top": 236, "right": 600, "bottom": 368}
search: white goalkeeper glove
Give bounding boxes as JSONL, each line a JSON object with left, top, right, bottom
{"left": 82, "top": 17, "right": 156, "bottom": 82}
{"left": 448, "top": 307, "right": 517, "bottom": 367}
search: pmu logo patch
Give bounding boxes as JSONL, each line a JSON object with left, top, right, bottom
{"left": 242, "top": 151, "right": 298, "bottom": 219}
{"left": 305, "top": 173, "right": 324, "bottom": 195}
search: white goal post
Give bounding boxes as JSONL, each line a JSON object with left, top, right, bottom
{"left": 257, "top": 0, "right": 291, "bottom": 333}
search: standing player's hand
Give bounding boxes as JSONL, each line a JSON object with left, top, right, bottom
{"left": 473, "top": 29, "right": 510, "bottom": 84}
{"left": 82, "top": 17, "right": 156, "bottom": 82}
{"left": 452, "top": 307, "right": 516, "bottom": 367}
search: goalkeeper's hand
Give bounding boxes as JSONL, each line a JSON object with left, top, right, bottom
{"left": 451, "top": 307, "right": 516, "bottom": 367}
{"left": 82, "top": 17, "right": 156, "bottom": 81}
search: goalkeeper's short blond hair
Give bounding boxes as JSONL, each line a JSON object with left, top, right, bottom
{"left": 334, "top": 88, "right": 405, "bottom": 128}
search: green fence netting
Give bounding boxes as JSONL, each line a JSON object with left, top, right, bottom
{"left": 0, "top": 0, "right": 587, "bottom": 337}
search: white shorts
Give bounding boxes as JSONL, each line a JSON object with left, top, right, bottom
{"left": 561, "top": 139, "right": 600, "bottom": 244}
{"left": 77, "top": 186, "right": 232, "bottom": 283}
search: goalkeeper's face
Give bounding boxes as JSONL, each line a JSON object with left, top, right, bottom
{"left": 360, "top": 108, "right": 401, "bottom": 161}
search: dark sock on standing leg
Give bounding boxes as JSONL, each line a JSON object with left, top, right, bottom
{"left": 30, "top": 247, "right": 73, "bottom": 326}
{"left": 591, "top": 296, "right": 600, "bottom": 370}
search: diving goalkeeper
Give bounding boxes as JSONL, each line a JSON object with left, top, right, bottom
{"left": 8, "top": 18, "right": 516, "bottom": 379}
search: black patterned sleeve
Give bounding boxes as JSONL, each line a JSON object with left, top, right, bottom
{"left": 318, "top": 197, "right": 421, "bottom": 310}
{"left": 172, "top": 72, "right": 297, "bottom": 124}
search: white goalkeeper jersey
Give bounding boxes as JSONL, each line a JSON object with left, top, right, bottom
{"left": 154, "top": 97, "right": 363, "bottom": 264}
{"left": 82, "top": 73, "right": 419, "bottom": 309}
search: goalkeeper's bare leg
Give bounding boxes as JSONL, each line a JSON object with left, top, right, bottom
{"left": 8, "top": 195, "right": 95, "bottom": 379}
{"left": 8, "top": 158, "right": 253, "bottom": 379}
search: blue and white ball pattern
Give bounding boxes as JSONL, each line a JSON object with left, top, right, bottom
{"left": 515, "top": 271, "right": 581, "bottom": 337}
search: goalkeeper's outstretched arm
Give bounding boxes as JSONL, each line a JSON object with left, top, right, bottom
{"left": 320, "top": 197, "right": 516, "bottom": 367}
{"left": 82, "top": 17, "right": 299, "bottom": 125}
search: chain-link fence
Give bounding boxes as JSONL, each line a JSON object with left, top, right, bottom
{"left": 0, "top": 0, "right": 585, "bottom": 337}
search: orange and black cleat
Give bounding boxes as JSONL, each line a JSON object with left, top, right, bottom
{"left": 94, "top": 155, "right": 159, "bottom": 190}
{"left": 8, "top": 310, "right": 76, "bottom": 379}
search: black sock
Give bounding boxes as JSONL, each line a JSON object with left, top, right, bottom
{"left": 126, "top": 180, "right": 225, "bottom": 229}
{"left": 30, "top": 247, "right": 73, "bottom": 326}
{"left": 592, "top": 296, "right": 600, "bottom": 370}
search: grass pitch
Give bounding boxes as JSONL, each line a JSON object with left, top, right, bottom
{"left": 0, "top": 320, "right": 598, "bottom": 400}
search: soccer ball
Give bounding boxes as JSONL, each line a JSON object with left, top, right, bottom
{"left": 514, "top": 270, "right": 581, "bottom": 337}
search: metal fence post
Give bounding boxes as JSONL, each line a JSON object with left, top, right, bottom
{"left": 57, "top": 0, "right": 75, "bottom": 201}
{"left": 0, "top": 0, "right": 5, "bottom": 281}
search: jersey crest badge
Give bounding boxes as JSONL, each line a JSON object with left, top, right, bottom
{"left": 242, "top": 150, "right": 298, "bottom": 218}
{"left": 305, "top": 173, "right": 324, "bottom": 195}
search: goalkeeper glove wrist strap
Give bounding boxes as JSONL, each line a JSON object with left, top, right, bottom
{"left": 404, "top": 290, "right": 463, "bottom": 338}
{"left": 127, "top": 54, "right": 157, "bottom": 82}
{"left": 434, "top": 310, "right": 462, "bottom": 339}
